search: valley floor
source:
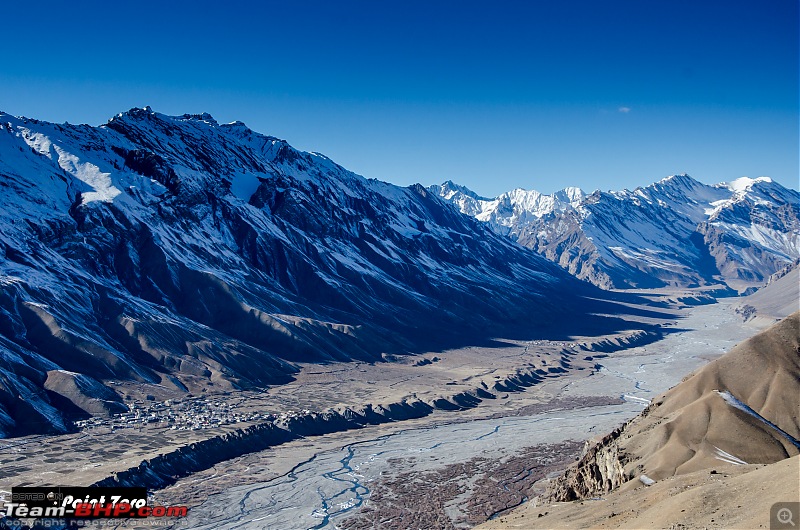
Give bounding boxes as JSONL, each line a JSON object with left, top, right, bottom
{"left": 0, "top": 296, "right": 771, "bottom": 529}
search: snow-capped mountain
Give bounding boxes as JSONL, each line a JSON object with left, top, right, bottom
{"left": 0, "top": 108, "right": 612, "bottom": 437}
{"left": 432, "top": 174, "right": 799, "bottom": 290}
{"left": 428, "top": 181, "right": 586, "bottom": 232}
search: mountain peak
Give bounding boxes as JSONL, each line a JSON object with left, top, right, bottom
{"left": 109, "top": 107, "right": 220, "bottom": 128}
{"left": 117, "top": 106, "right": 156, "bottom": 118}
{"left": 657, "top": 173, "right": 701, "bottom": 188}
{"left": 429, "top": 180, "right": 488, "bottom": 201}
{"left": 554, "top": 186, "right": 586, "bottom": 204}
{"left": 179, "top": 112, "right": 219, "bottom": 126}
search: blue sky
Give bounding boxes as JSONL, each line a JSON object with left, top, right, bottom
{"left": 2, "top": 1, "right": 797, "bottom": 196}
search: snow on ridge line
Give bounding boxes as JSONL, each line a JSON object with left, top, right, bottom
{"left": 725, "top": 176, "right": 773, "bottom": 193}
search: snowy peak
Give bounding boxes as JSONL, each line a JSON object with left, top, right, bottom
{"left": 495, "top": 186, "right": 586, "bottom": 221}
{"left": 657, "top": 172, "right": 703, "bottom": 188}
{"left": 429, "top": 182, "right": 588, "bottom": 233}
{"left": 553, "top": 186, "right": 586, "bottom": 204}
{"left": 716, "top": 176, "right": 797, "bottom": 206}
{"left": 648, "top": 173, "right": 715, "bottom": 202}
{"left": 428, "top": 180, "right": 488, "bottom": 201}
{"left": 434, "top": 173, "right": 799, "bottom": 290}
{"left": 510, "top": 186, "right": 586, "bottom": 210}
{"left": 705, "top": 176, "right": 799, "bottom": 222}
{"left": 625, "top": 173, "right": 733, "bottom": 223}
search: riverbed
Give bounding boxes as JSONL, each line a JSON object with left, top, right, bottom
{"left": 176, "top": 299, "right": 760, "bottom": 530}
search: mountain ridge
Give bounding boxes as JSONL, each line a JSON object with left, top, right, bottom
{"left": 431, "top": 174, "right": 799, "bottom": 289}
{"left": 0, "top": 107, "right": 651, "bottom": 438}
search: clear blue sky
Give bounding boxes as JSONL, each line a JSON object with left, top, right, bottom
{"left": 2, "top": 0, "right": 797, "bottom": 196}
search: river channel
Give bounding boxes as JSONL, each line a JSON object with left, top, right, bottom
{"left": 179, "top": 300, "right": 759, "bottom": 529}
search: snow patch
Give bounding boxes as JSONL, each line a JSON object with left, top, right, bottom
{"left": 639, "top": 474, "right": 656, "bottom": 486}
{"left": 19, "top": 128, "right": 54, "bottom": 159}
{"left": 725, "top": 176, "right": 772, "bottom": 193}
{"left": 54, "top": 145, "right": 120, "bottom": 203}
{"left": 713, "top": 446, "right": 748, "bottom": 465}
{"left": 715, "top": 390, "right": 800, "bottom": 450}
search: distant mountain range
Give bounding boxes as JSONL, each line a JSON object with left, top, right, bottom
{"left": 0, "top": 108, "right": 634, "bottom": 437}
{"left": 431, "top": 174, "right": 799, "bottom": 290}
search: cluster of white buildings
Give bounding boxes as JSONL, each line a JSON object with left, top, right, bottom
{"left": 74, "top": 396, "right": 281, "bottom": 432}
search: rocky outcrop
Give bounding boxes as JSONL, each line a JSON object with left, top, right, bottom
{"left": 765, "top": 257, "right": 800, "bottom": 286}
{"left": 549, "top": 426, "right": 627, "bottom": 501}
{"left": 735, "top": 260, "right": 799, "bottom": 322}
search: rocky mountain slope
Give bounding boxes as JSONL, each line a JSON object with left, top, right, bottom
{"left": 735, "top": 258, "right": 799, "bottom": 325}
{"left": 0, "top": 108, "right": 639, "bottom": 438}
{"left": 482, "top": 454, "right": 799, "bottom": 529}
{"left": 479, "top": 311, "right": 800, "bottom": 529}
{"left": 432, "top": 175, "right": 800, "bottom": 290}
{"left": 551, "top": 311, "right": 799, "bottom": 501}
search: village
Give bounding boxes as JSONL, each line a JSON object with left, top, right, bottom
{"left": 74, "top": 394, "right": 310, "bottom": 433}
